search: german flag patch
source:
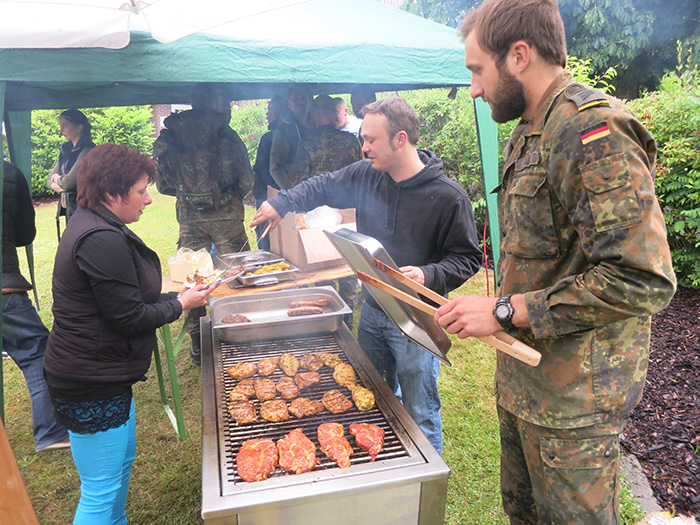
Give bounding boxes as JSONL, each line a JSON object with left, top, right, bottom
{"left": 581, "top": 123, "right": 610, "bottom": 145}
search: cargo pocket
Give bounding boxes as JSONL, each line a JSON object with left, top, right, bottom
{"left": 503, "top": 171, "right": 560, "bottom": 259}
{"left": 540, "top": 434, "right": 620, "bottom": 524}
{"left": 581, "top": 153, "right": 641, "bottom": 232}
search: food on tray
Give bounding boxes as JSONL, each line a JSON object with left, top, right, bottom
{"left": 279, "top": 353, "right": 300, "bottom": 376}
{"left": 319, "top": 352, "right": 342, "bottom": 368}
{"left": 244, "top": 261, "right": 292, "bottom": 276}
{"left": 184, "top": 267, "right": 220, "bottom": 286}
{"left": 350, "top": 385, "right": 375, "bottom": 412}
{"left": 276, "top": 428, "right": 319, "bottom": 474}
{"left": 321, "top": 389, "right": 353, "bottom": 414}
{"left": 228, "top": 379, "right": 255, "bottom": 402}
{"left": 333, "top": 363, "right": 357, "bottom": 388}
{"left": 226, "top": 362, "right": 257, "bottom": 380}
{"left": 257, "top": 356, "right": 279, "bottom": 376}
{"left": 299, "top": 352, "right": 324, "bottom": 371}
{"left": 236, "top": 438, "right": 278, "bottom": 482}
{"left": 318, "top": 422, "right": 353, "bottom": 468}
{"left": 254, "top": 378, "right": 277, "bottom": 402}
{"left": 288, "top": 397, "right": 325, "bottom": 419}
{"left": 294, "top": 371, "right": 321, "bottom": 390}
{"left": 276, "top": 376, "right": 300, "bottom": 400}
{"left": 287, "top": 306, "right": 324, "bottom": 316}
{"left": 260, "top": 399, "right": 290, "bottom": 422}
{"left": 349, "top": 423, "right": 385, "bottom": 461}
{"left": 228, "top": 400, "right": 257, "bottom": 425}
{"left": 289, "top": 298, "right": 331, "bottom": 308}
{"left": 221, "top": 313, "right": 251, "bottom": 324}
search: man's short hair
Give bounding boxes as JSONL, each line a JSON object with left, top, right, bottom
{"left": 190, "top": 83, "right": 231, "bottom": 110}
{"left": 311, "top": 95, "right": 337, "bottom": 124}
{"left": 362, "top": 96, "right": 420, "bottom": 145}
{"left": 458, "top": 0, "right": 566, "bottom": 69}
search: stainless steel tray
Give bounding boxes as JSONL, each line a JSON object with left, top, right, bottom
{"left": 235, "top": 261, "right": 300, "bottom": 287}
{"left": 216, "top": 250, "right": 283, "bottom": 268}
{"left": 325, "top": 228, "right": 451, "bottom": 365}
{"left": 209, "top": 286, "right": 352, "bottom": 343}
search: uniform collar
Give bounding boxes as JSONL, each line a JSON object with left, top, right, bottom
{"left": 527, "top": 70, "right": 573, "bottom": 134}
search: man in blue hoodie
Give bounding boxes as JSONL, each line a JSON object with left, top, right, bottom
{"left": 251, "top": 96, "right": 482, "bottom": 454}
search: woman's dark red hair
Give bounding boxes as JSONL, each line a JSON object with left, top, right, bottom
{"left": 77, "top": 143, "right": 156, "bottom": 210}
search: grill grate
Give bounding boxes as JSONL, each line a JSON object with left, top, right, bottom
{"left": 214, "top": 332, "right": 410, "bottom": 483}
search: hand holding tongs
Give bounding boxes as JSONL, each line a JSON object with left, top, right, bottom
{"left": 358, "top": 259, "right": 541, "bottom": 367}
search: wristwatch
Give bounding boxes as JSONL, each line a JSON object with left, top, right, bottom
{"left": 493, "top": 295, "right": 515, "bottom": 329}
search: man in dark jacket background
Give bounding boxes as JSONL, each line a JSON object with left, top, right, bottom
{"left": 2, "top": 160, "right": 69, "bottom": 451}
{"left": 252, "top": 97, "right": 482, "bottom": 454}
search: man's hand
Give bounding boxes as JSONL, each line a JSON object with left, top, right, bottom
{"left": 400, "top": 265, "right": 425, "bottom": 286}
{"left": 250, "top": 201, "right": 282, "bottom": 230}
{"left": 434, "top": 295, "right": 501, "bottom": 339}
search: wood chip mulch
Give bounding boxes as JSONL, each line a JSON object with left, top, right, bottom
{"left": 621, "top": 285, "right": 700, "bottom": 519}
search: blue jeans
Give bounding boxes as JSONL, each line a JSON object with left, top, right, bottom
{"left": 69, "top": 399, "right": 136, "bottom": 525}
{"left": 1, "top": 292, "right": 68, "bottom": 450}
{"left": 357, "top": 302, "right": 443, "bottom": 454}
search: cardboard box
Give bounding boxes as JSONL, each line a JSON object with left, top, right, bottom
{"left": 268, "top": 188, "right": 356, "bottom": 272}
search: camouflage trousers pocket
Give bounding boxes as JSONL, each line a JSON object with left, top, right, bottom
{"left": 539, "top": 434, "right": 620, "bottom": 525}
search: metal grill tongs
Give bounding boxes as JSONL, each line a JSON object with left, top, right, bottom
{"left": 358, "top": 259, "right": 542, "bottom": 367}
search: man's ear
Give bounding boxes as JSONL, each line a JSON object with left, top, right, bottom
{"left": 394, "top": 130, "right": 409, "bottom": 149}
{"left": 511, "top": 40, "right": 531, "bottom": 74}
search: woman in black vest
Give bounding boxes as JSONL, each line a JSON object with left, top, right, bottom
{"left": 43, "top": 143, "right": 216, "bottom": 524}
{"left": 47, "top": 109, "right": 95, "bottom": 236}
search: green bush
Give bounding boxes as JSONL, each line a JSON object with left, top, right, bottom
{"left": 627, "top": 71, "right": 700, "bottom": 287}
{"left": 230, "top": 99, "right": 268, "bottom": 164}
{"left": 30, "top": 106, "right": 156, "bottom": 199}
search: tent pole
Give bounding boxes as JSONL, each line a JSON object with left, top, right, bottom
{"left": 1, "top": 81, "right": 5, "bottom": 423}
{"left": 473, "top": 97, "right": 501, "bottom": 285}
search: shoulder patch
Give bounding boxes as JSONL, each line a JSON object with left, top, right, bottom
{"left": 564, "top": 83, "right": 610, "bottom": 112}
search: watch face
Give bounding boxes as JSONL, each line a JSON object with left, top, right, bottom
{"left": 495, "top": 304, "right": 510, "bottom": 318}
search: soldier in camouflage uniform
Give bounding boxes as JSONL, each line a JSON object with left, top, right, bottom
{"left": 154, "top": 83, "right": 254, "bottom": 365}
{"left": 436, "top": 1, "right": 677, "bottom": 523}
{"left": 287, "top": 95, "right": 363, "bottom": 327}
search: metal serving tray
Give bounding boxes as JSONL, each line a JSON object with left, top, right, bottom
{"left": 325, "top": 228, "right": 452, "bottom": 365}
{"left": 216, "top": 250, "right": 283, "bottom": 268}
{"left": 209, "top": 286, "right": 352, "bottom": 343}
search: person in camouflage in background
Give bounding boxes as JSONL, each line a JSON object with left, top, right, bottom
{"left": 154, "top": 83, "right": 254, "bottom": 365}
{"left": 435, "top": 1, "right": 677, "bottom": 523}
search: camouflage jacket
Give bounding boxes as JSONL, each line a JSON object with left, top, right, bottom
{"left": 286, "top": 124, "right": 363, "bottom": 188}
{"left": 495, "top": 71, "right": 676, "bottom": 428}
{"left": 153, "top": 108, "right": 254, "bottom": 224}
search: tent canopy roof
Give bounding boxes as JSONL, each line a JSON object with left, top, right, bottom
{"left": 0, "top": 0, "right": 471, "bottom": 110}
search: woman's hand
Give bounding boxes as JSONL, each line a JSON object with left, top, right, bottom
{"left": 177, "top": 283, "right": 218, "bottom": 311}
{"left": 49, "top": 174, "right": 64, "bottom": 193}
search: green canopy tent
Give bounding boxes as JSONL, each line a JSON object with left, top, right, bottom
{"left": 0, "top": 0, "right": 501, "bottom": 420}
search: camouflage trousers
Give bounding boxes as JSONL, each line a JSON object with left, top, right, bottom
{"left": 497, "top": 405, "right": 626, "bottom": 525}
{"left": 178, "top": 219, "right": 249, "bottom": 339}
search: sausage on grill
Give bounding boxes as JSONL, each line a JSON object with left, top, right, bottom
{"left": 287, "top": 306, "right": 324, "bottom": 316}
{"left": 289, "top": 298, "right": 331, "bottom": 308}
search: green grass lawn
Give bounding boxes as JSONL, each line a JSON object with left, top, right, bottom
{"left": 2, "top": 189, "right": 644, "bottom": 524}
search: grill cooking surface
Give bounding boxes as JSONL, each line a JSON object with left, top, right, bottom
{"left": 214, "top": 332, "right": 410, "bottom": 483}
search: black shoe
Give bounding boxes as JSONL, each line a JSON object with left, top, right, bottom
{"left": 189, "top": 335, "right": 201, "bottom": 367}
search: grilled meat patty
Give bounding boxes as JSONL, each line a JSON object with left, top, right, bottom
{"left": 321, "top": 389, "right": 353, "bottom": 414}
{"left": 276, "top": 428, "right": 319, "bottom": 474}
{"left": 288, "top": 397, "right": 325, "bottom": 419}
{"left": 333, "top": 363, "right": 357, "bottom": 388}
{"left": 318, "top": 352, "right": 342, "bottom": 368}
{"left": 254, "top": 378, "right": 277, "bottom": 402}
{"left": 299, "top": 352, "right": 324, "bottom": 371}
{"left": 221, "top": 313, "right": 251, "bottom": 324}
{"left": 349, "top": 423, "right": 385, "bottom": 461}
{"left": 236, "top": 438, "right": 278, "bottom": 482}
{"left": 260, "top": 399, "right": 290, "bottom": 422}
{"left": 276, "top": 376, "right": 300, "bottom": 400}
{"left": 228, "top": 379, "right": 255, "bottom": 402}
{"left": 257, "top": 356, "right": 279, "bottom": 376}
{"left": 279, "top": 353, "right": 300, "bottom": 376}
{"left": 317, "top": 422, "right": 353, "bottom": 468}
{"left": 226, "top": 362, "right": 257, "bottom": 380}
{"left": 228, "top": 400, "right": 257, "bottom": 425}
{"left": 294, "top": 371, "right": 321, "bottom": 390}
{"left": 350, "top": 385, "right": 375, "bottom": 411}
